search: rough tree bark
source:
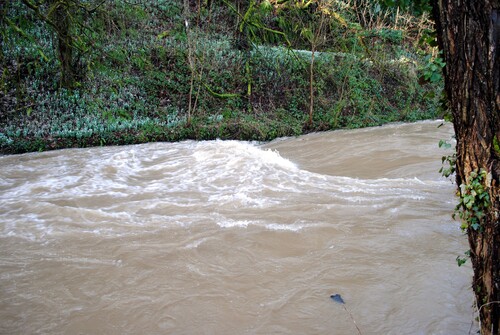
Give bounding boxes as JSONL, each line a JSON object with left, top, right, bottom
{"left": 50, "top": 1, "right": 75, "bottom": 89}
{"left": 432, "top": 0, "right": 500, "bottom": 333}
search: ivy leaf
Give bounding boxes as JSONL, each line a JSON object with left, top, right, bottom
{"left": 439, "top": 139, "right": 451, "bottom": 149}
{"left": 430, "top": 72, "right": 441, "bottom": 83}
{"left": 456, "top": 256, "right": 467, "bottom": 267}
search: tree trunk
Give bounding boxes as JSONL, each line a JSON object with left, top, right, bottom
{"left": 51, "top": 1, "right": 75, "bottom": 89}
{"left": 432, "top": 0, "right": 500, "bottom": 334}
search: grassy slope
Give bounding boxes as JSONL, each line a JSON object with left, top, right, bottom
{"left": 0, "top": 0, "right": 443, "bottom": 154}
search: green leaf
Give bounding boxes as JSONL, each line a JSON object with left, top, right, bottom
{"left": 430, "top": 72, "right": 441, "bottom": 83}
{"left": 439, "top": 140, "right": 451, "bottom": 149}
{"left": 456, "top": 256, "right": 467, "bottom": 267}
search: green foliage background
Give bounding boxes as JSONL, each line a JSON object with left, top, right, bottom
{"left": 0, "top": 0, "right": 443, "bottom": 154}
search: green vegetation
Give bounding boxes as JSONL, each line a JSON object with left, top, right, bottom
{"left": 438, "top": 138, "right": 456, "bottom": 178}
{"left": 453, "top": 168, "right": 491, "bottom": 267}
{"left": 454, "top": 168, "right": 491, "bottom": 233}
{"left": 0, "top": 0, "right": 443, "bottom": 154}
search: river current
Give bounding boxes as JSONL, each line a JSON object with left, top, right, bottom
{"left": 0, "top": 120, "right": 475, "bottom": 334}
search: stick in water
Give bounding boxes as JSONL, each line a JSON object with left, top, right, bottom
{"left": 330, "top": 294, "right": 362, "bottom": 335}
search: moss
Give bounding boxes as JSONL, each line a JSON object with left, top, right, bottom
{"left": 493, "top": 135, "right": 500, "bottom": 156}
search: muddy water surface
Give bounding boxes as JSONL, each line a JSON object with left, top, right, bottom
{"left": 0, "top": 121, "right": 474, "bottom": 334}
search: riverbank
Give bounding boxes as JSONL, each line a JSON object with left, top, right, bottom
{"left": 0, "top": 1, "right": 443, "bottom": 155}
{"left": 0, "top": 104, "right": 440, "bottom": 155}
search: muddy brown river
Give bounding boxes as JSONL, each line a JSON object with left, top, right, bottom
{"left": 0, "top": 121, "right": 475, "bottom": 334}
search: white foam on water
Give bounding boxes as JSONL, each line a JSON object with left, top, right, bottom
{"left": 263, "top": 222, "right": 310, "bottom": 232}
{"left": 0, "top": 128, "right": 454, "bottom": 239}
{"left": 217, "top": 219, "right": 253, "bottom": 229}
{"left": 193, "top": 140, "right": 298, "bottom": 171}
{"left": 184, "top": 237, "right": 212, "bottom": 249}
{"left": 208, "top": 190, "right": 271, "bottom": 208}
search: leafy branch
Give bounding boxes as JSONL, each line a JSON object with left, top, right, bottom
{"left": 438, "top": 138, "right": 456, "bottom": 178}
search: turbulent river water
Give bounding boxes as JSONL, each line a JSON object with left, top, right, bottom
{"left": 0, "top": 120, "right": 475, "bottom": 334}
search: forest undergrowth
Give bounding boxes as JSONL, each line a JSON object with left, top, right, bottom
{"left": 0, "top": 0, "right": 444, "bottom": 154}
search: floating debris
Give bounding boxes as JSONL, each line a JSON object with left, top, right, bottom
{"left": 330, "top": 294, "right": 362, "bottom": 334}
{"left": 330, "top": 294, "right": 345, "bottom": 304}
